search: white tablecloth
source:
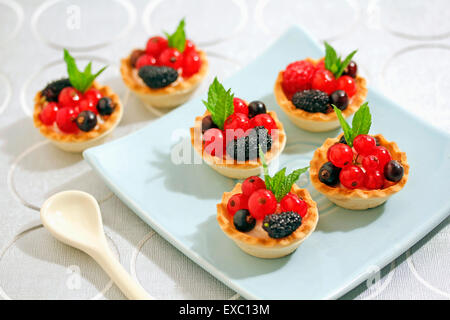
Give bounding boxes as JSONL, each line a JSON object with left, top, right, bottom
{"left": 0, "top": 0, "right": 449, "bottom": 300}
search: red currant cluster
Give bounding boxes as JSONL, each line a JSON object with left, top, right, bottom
{"left": 321, "top": 134, "right": 404, "bottom": 190}
{"left": 132, "top": 37, "right": 201, "bottom": 78}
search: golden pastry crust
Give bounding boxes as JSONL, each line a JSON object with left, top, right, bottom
{"left": 190, "top": 110, "right": 286, "bottom": 170}
{"left": 33, "top": 82, "right": 122, "bottom": 143}
{"left": 310, "top": 134, "right": 409, "bottom": 200}
{"left": 217, "top": 183, "right": 318, "bottom": 248}
{"left": 274, "top": 58, "right": 367, "bottom": 122}
{"left": 120, "top": 50, "right": 208, "bottom": 95}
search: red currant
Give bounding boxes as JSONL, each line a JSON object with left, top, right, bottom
{"left": 339, "top": 165, "right": 365, "bottom": 189}
{"left": 233, "top": 98, "right": 248, "bottom": 116}
{"left": 248, "top": 114, "right": 277, "bottom": 132}
{"left": 58, "top": 87, "right": 81, "bottom": 108}
{"left": 203, "top": 128, "right": 225, "bottom": 157}
{"left": 328, "top": 143, "right": 354, "bottom": 168}
{"left": 39, "top": 102, "right": 59, "bottom": 125}
{"left": 83, "top": 88, "right": 102, "bottom": 106}
{"left": 371, "top": 146, "right": 392, "bottom": 169}
{"left": 248, "top": 189, "right": 277, "bottom": 220}
{"left": 311, "top": 69, "right": 337, "bottom": 95}
{"left": 353, "top": 134, "right": 376, "bottom": 156}
{"left": 159, "top": 48, "right": 183, "bottom": 70}
{"left": 337, "top": 75, "right": 356, "bottom": 97}
{"left": 56, "top": 107, "right": 79, "bottom": 133}
{"left": 182, "top": 51, "right": 201, "bottom": 77}
{"left": 316, "top": 59, "right": 325, "bottom": 70}
{"left": 280, "top": 193, "right": 307, "bottom": 217}
{"left": 145, "top": 36, "right": 168, "bottom": 57}
{"left": 364, "top": 170, "right": 384, "bottom": 190}
{"left": 227, "top": 193, "right": 248, "bottom": 216}
{"left": 78, "top": 99, "right": 98, "bottom": 115}
{"left": 184, "top": 39, "right": 196, "bottom": 54}
{"left": 136, "top": 54, "right": 157, "bottom": 69}
{"left": 242, "top": 176, "right": 266, "bottom": 197}
{"left": 362, "top": 155, "right": 380, "bottom": 171}
{"left": 224, "top": 113, "right": 249, "bottom": 138}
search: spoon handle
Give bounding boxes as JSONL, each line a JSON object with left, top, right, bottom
{"left": 91, "top": 245, "right": 152, "bottom": 300}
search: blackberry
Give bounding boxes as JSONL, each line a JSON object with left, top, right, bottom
{"left": 263, "top": 211, "right": 302, "bottom": 239}
{"left": 318, "top": 161, "right": 341, "bottom": 186}
{"left": 226, "top": 126, "right": 272, "bottom": 161}
{"left": 41, "top": 78, "right": 72, "bottom": 102}
{"left": 292, "top": 89, "right": 329, "bottom": 113}
{"left": 138, "top": 66, "right": 178, "bottom": 89}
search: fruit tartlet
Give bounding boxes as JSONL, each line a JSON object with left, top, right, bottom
{"left": 217, "top": 152, "right": 318, "bottom": 258}
{"left": 33, "top": 50, "right": 122, "bottom": 153}
{"left": 274, "top": 42, "right": 367, "bottom": 132}
{"left": 121, "top": 19, "right": 208, "bottom": 109}
{"left": 310, "top": 103, "right": 409, "bottom": 210}
{"left": 190, "top": 78, "right": 286, "bottom": 179}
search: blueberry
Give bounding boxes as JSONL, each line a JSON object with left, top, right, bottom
{"left": 201, "top": 115, "right": 217, "bottom": 133}
{"left": 330, "top": 90, "right": 349, "bottom": 111}
{"left": 384, "top": 160, "right": 404, "bottom": 182}
{"left": 96, "top": 97, "right": 115, "bottom": 116}
{"left": 318, "top": 161, "right": 341, "bottom": 186}
{"left": 248, "top": 101, "right": 266, "bottom": 118}
{"left": 233, "top": 209, "right": 256, "bottom": 232}
{"left": 76, "top": 110, "right": 97, "bottom": 132}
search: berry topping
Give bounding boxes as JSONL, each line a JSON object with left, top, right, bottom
{"left": 247, "top": 101, "right": 267, "bottom": 118}
{"left": 362, "top": 155, "right": 380, "bottom": 171}
{"left": 129, "top": 49, "right": 145, "bottom": 68}
{"left": 76, "top": 110, "right": 97, "bottom": 132}
{"left": 233, "top": 98, "right": 248, "bottom": 116}
{"left": 227, "top": 193, "right": 249, "bottom": 216}
{"left": 339, "top": 165, "right": 365, "bottom": 189}
{"left": 56, "top": 107, "right": 79, "bottom": 133}
{"left": 83, "top": 88, "right": 102, "bottom": 106}
{"left": 384, "top": 160, "right": 404, "bottom": 182}
{"left": 39, "top": 102, "right": 59, "bottom": 125}
{"left": 136, "top": 54, "right": 157, "bottom": 69}
{"left": 182, "top": 51, "right": 201, "bottom": 77}
{"left": 201, "top": 115, "right": 218, "bottom": 133}
{"left": 248, "top": 189, "right": 277, "bottom": 220}
{"left": 224, "top": 113, "right": 249, "bottom": 135}
{"left": 262, "top": 211, "right": 302, "bottom": 239}
{"left": 343, "top": 60, "right": 358, "bottom": 78}
{"left": 339, "top": 135, "right": 347, "bottom": 145}
{"left": 337, "top": 75, "right": 356, "bottom": 98}
{"left": 79, "top": 99, "right": 98, "bottom": 115}
{"left": 233, "top": 209, "right": 256, "bottom": 232}
{"left": 58, "top": 87, "right": 82, "bottom": 108}
{"left": 280, "top": 193, "right": 307, "bottom": 218}
{"left": 292, "top": 89, "right": 330, "bottom": 113}
{"left": 318, "top": 161, "right": 341, "bottom": 186}
{"left": 248, "top": 113, "right": 277, "bottom": 132}
{"left": 282, "top": 60, "right": 316, "bottom": 97}
{"left": 184, "top": 39, "right": 196, "bottom": 54}
{"left": 371, "top": 146, "right": 392, "bottom": 169}
{"left": 96, "top": 97, "right": 115, "bottom": 116}
{"left": 330, "top": 90, "right": 349, "bottom": 110}
{"left": 364, "top": 170, "right": 384, "bottom": 190}
{"left": 333, "top": 102, "right": 371, "bottom": 147}
{"left": 311, "top": 69, "right": 337, "bottom": 95}
{"left": 242, "top": 176, "right": 266, "bottom": 197}
{"left": 203, "top": 128, "right": 225, "bottom": 157}
{"left": 41, "top": 78, "right": 72, "bottom": 102}
{"left": 226, "top": 126, "right": 272, "bottom": 161}
{"left": 138, "top": 66, "right": 178, "bottom": 89}
{"left": 145, "top": 36, "right": 168, "bottom": 57}
{"left": 159, "top": 48, "right": 183, "bottom": 70}
{"left": 328, "top": 143, "right": 353, "bottom": 168}
{"left": 353, "top": 134, "right": 376, "bottom": 156}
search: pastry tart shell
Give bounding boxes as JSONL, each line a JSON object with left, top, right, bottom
{"left": 190, "top": 110, "right": 287, "bottom": 179}
{"left": 33, "top": 82, "right": 123, "bottom": 153}
{"left": 274, "top": 58, "right": 368, "bottom": 132}
{"left": 120, "top": 50, "right": 209, "bottom": 109}
{"left": 310, "top": 134, "right": 409, "bottom": 210}
{"left": 217, "top": 183, "right": 318, "bottom": 258}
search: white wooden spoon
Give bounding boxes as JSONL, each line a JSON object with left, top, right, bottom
{"left": 41, "top": 190, "right": 152, "bottom": 300}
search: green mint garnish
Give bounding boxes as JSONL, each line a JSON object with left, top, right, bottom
{"left": 259, "top": 147, "right": 309, "bottom": 202}
{"left": 202, "top": 77, "right": 234, "bottom": 130}
{"left": 64, "top": 49, "right": 107, "bottom": 93}
{"left": 164, "top": 18, "right": 186, "bottom": 53}
{"left": 333, "top": 102, "right": 371, "bottom": 147}
{"left": 324, "top": 42, "right": 357, "bottom": 78}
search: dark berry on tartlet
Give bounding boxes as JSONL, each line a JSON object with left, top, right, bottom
{"left": 41, "top": 78, "right": 72, "bottom": 102}
{"left": 233, "top": 209, "right": 256, "bottom": 232}
{"left": 130, "top": 49, "right": 145, "bottom": 68}
{"left": 76, "top": 110, "right": 97, "bottom": 132}
{"left": 292, "top": 89, "right": 329, "bottom": 113}
{"left": 248, "top": 101, "right": 267, "bottom": 118}
{"left": 330, "top": 90, "right": 349, "bottom": 110}
{"left": 384, "top": 160, "right": 404, "bottom": 182}
{"left": 226, "top": 126, "right": 272, "bottom": 161}
{"left": 201, "top": 115, "right": 217, "bottom": 133}
{"left": 96, "top": 97, "right": 115, "bottom": 116}
{"left": 339, "top": 135, "right": 347, "bottom": 145}
{"left": 138, "top": 65, "right": 178, "bottom": 89}
{"left": 343, "top": 60, "right": 358, "bottom": 78}
{"left": 263, "top": 211, "right": 302, "bottom": 239}
{"left": 318, "top": 161, "right": 341, "bottom": 186}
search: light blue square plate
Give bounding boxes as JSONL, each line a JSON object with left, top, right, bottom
{"left": 84, "top": 26, "right": 450, "bottom": 299}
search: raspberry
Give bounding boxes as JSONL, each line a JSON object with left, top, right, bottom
{"left": 282, "top": 60, "right": 316, "bottom": 98}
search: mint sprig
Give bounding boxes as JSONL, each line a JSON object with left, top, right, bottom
{"left": 260, "top": 148, "right": 309, "bottom": 202}
{"left": 202, "top": 78, "right": 234, "bottom": 130}
{"left": 164, "top": 18, "right": 186, "bottom": 53}
{"left": 333, "top": 102, "right": 371, "bottom": 147}
{"left": 324, "top": 42, "right": 357, "bottom": 78}
{"left": 64, "top": 49, "right": 107, "bottom": 93}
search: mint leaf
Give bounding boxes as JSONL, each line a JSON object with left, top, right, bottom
{"left": 165, "top": 18, "right": 186, "bottom": 52}
{"left": 351, "top": 102, "right": 371, "bottom": 138}
{"left": 333, "top": 105, "right": 353, "bottom": 146}
{"left": 336, "top": 50, "right": 357, "bottom": 78}
{"left": 202, "top": 78, "right": 234, "bottom": 129}
{"left": 324, "top": 42, "right": 357, "bottom": 78}
{"left": 64, "top": 49, "right": 107, "bottom": 93}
